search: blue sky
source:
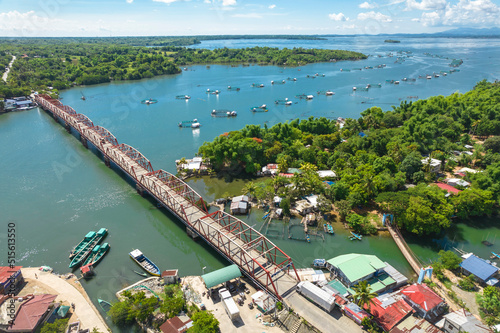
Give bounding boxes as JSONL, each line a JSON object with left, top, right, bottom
{"left": 0, "top": 0, "right": 499, "bottom": 36}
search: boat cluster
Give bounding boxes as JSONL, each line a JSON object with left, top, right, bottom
{"left": 68, "top": 228, "right": 110, "bottom": 278}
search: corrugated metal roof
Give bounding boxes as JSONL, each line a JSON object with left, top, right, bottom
{"left": 201, "top": 264, "right": 242, "bottom": 289}
{"left": 327, "top": 254, "right": 386, "bottom": 283}
{"left": 460, "top": 255, "right": 498, "bottom": 281}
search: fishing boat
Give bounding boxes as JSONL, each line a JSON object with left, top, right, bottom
{"left": 83, "top": 243, "right": 110, "bottom": 268}
{"left": 69, "top": 228, "right": 108, "bottom": 268}
{"left": 312, "top": 259, "right": 326, "bottom": 268}
{"left": 349, "top": 231, "right": 362, "bottom": 241}
{"left": 134, "top": 270, "right": 148, "bottom": 277}
{"left": 306, "top": 234, "right": 311, "bottom": 243}
{"left": 82, "top": 245, "right": 101, "bottom": 267}
{"left": 326, "top": 224, "right": 334, "bottom": 234}
{"left": 97, "top": 299, "right": 112, "bottom": 313}
{"left": 69, "top": 231, "right": 96, "bottom": 259}
{"left": 129, "top": 249, "right": 160, "bottom": 276}
{"left": 491, "top": 252, "right": 500, "bottom": 260}
{"left": 175, "top": 95, "right": 191, "bottom": 100}
{"left": 178, "top": 119, "right": 200, "bottom": 128}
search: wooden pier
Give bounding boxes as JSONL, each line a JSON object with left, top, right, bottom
{"left": 35, "top": 94, "right": 300, "bottom": 300}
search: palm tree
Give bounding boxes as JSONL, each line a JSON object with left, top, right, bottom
{"left": 352, "top": 280, "right": 378, "bottom": 310}
{"left": 242, "top": 181, "right": 257, "bottom": 199}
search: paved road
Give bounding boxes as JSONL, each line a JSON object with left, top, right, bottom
{"left": 285, "top": 291, "right": 363, "bottom": 333}
{"left": 22, "top": 268, "right": 109, "bottom": 332}
{"left": 2, "top": 55, "right": 15, "bottom": 82}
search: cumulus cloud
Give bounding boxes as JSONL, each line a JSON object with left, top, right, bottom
{"left": 414, "top": 0, "right": 500, "bottom": 26}
{"left": 222, "top": 0, "right": 236, "bottom": 5}
{"left": 126, "top": 0, "right": 133, "bottom": 3}
{"left": 357, "top": 11, "right": 393, "bottom": 22}
{"left": 405, "top": 0, "right": 447, "bottom": 11}
{"left": 328, "top": 12, "right": 348, "bottom": 21}
{"left": 269, "top": 4, "right": 276, "bottom": 9}
{"left": 359, "top": 2, "right": 377, "bottom": 9}
{"left": 420, "top": 11, "right": 441, "bottom": 25}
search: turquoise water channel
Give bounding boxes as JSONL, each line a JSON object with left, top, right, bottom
{"left": 1, "top": 36, "right": 500, "bottom": 331}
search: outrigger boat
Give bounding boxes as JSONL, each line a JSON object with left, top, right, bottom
{"left": 134, "top": 270, "right": 148, "bottom": 277}
{"left": 82, "top": 243, "right": 110, "bottom": 268}
{"left": 69, "top": 231, "right": 96, "bottom": 259}
{"left": 97, "top": 299, "right": 112, "bottom": 313}
{"left": 491, "top": 252, "right": 500, "bottom": 260}
{"left": 129, "top": 249, "right": 160, "bottom": 276}
{"left": 349, "top": 231, "right": 362, "bottom": 241}
{"left": 251, "top": 104, "right": 268, "bottom": 112}
{"left": 69, "top": 228, "right": 108, "bottom": 268}
{"left": 324, "top": 224, "right": 334, "bottom": 234}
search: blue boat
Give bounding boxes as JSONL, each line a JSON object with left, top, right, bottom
{"left": 491, "top": 252, "right": 500, "bottom": 260}
{"left": 349, "top": 231, "right": 362, "bottom": 241}
{"left": 129, "top": 249, "right": 160, "bottom": 276}
{"left": 312, "top": 259, "right": 326, "bottom": 268}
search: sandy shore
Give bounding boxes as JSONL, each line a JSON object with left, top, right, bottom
{"left": 21, "top": 267, "right": 109, "bottom": 332}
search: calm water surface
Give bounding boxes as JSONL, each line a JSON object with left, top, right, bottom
{"left": 1, "top": 36, "right": 500, "bottom": 331}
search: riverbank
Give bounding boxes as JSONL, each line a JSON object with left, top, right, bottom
{"left": 20, "top": 267, "right": 109, "bottom": 332}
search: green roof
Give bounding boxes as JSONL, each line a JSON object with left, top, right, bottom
{"left": 327, "top": 254, "right": 386, "bottom": 283}
{"left": 201, "top": 264, "right": 242, "bottom": 289}
{"left": 57, "top": 305, "right": 70, "bottom": 317}
{"left": 378, "top": 273, "right": 396, "bottom": 287}
{"left": 328, "top": 279, "right": 351, "bottom": 295}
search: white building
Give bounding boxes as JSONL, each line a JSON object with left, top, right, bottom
{"left": 421, "top": 158, "right": 442, "bottom": 173}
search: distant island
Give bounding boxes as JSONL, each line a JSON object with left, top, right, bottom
{"left": 384, "top": 39, "right": 401, "bottom": 43}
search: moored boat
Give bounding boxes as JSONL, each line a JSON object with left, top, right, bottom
{"left": 82, "top": 245, "right": 101, "bottom": 267}
{"left": 98, "top": 298, "right": 112, "bottom": 313}
{"left": 349, "top": 231, "right": 362, "bottom": 241}
{"left": 69, "top": 228, "right": 108, "bottom": 268}
{"left": 129, "top": 249, "right": 160, "bottom": 276}
{"left": 69, "top": 231, "right": 96, "bottom": 259}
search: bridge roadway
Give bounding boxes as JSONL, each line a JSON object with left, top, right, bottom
{"left": 35, "top": 94, "right": 300, "bottom": 300}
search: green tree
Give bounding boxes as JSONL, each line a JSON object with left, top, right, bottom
{"left": 400, "top": 152, "right": 423, "bottom": 181}
{"left": 317, "top": 194, "right": 332, "bottom": 215}
{"left": 161, "top": 296, "right": 185, "bottom": 319}
{"left": 109, "top": 301, "right": 134, "bottom": 327}
{"left": 40, "top": 318, "right": 69, "bottom": 333}
{"left": 458, "top": 274, "right": 476, "bottom": 291}
{"left": 438, "top": 250, "right": 461, "bottom": 270}
{"left": 335, "top": 200, "right": 352, "bottom": 221}
{"left": 453, "top": 188, "right": 495, "bottom": 219}
{"left": 241, "top": 181, "right": 258, "bottom": 199}
{"left": 483, "top": 136, "right": 500, "bottom": 154}
{"left": 280, "top": 197, "right": 291, "bottom": 216}
{"left": 352, "top": 280, "right": 377, "bottom": 310}
{"left": 189, "top": 311, "right": 220, "bottom": 333}
{"left": 477, "top": 286, "right": 500, "bottom": 325}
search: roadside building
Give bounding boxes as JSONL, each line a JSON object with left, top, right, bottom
{"left": 326, "top": 254, "right": 405, "bottom": 294}
{"left": 436, "top": 309, "right": 492, "bottom": 333}
{"left": 0, "top": 266, "right": 23, "bottom": 295}
{"left": 261, "top": 164, "right": 279, "bottom": 176}
{"left": 344, "top": 302, "right": 370, "bottom": 325}
{"left": 369, "top": 292, "right": 414, "bottom": 332}
{"left": 295, "top": 200, "right": 313, "bottom": 215}
{"left": 230, "top": 195, "right": 249, "bottom": 215}
{"left": 7, "top": 294, "right": 57, "bottom": 333}
{"left": 421, "top": 158, "right": 441, "bottom": 173}
{"left": 159, "top": 315, "right": 193, "bottom": 333}
{"left": 459, "top": 254, "right": 499, "bottom": 285}
{"left": 391, "top": 315, "right": 441, "bottom": 333}
{"left": 3, "top": 97, "right": 36, "bottom": 111}
{"left": 457, "top": 167, "right": 479, "bottom": 174}
{"left": 161, "top": 270, "right": 179, "bottom": 285}
{"left": 317, "top": 170, "right": 336, "bottom": 178}
{"left": 446, "top": 178, "right": 470, "bottom": 187}
{"left": 400, "top": 284, "right": 445, "bottom": 321}
{"left": 432, "top": 182, "right": 461, "bottom": 195}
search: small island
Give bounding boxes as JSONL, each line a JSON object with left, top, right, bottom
{"left": 384, "top": 39, "right": 401, "bottom": 43}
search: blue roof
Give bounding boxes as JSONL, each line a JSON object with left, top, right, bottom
{"left": 460, "top": 255, "right": 498, "bottom": 281}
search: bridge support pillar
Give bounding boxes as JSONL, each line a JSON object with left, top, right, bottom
{"left": 81, "top": 136, "right": 88, "bottom": 149}
{"left": 186, "top": 227, "right": 199, "bottom": 240}
{"left": 136, "top": 184, "right": 145, "bottom": 197}
{"left": 64, "top": 122, "right": 71, "bottom": 133}
{"left": 103, "top": 156, "right": 111, "bottom": 167}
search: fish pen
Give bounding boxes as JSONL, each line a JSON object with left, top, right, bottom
{"left": 353, "top": 86, "right": 369, "bottom": 91}
{"left": 211, "top": 109, "right": 237, "bottom": 117}
{"left": 286, "top": 77, "right": 297, "bottom": 81}
{"left": 368, "top": 83, "right": 382, "bottom": 88}
{"left": 308, "top": 228, "right": 325, "bottom": 242}
{"left": 295, "top": 94, "right": 309, "bottom": 99}
{"left": 250, "top": 105, "right": 268, "bottom": 112}
{"left": 175, "top": 95, "right": 191, "bottom": 100}
{"left": 275, "top": 99, "right": 293, "bottom": 105}
{"left": 271, "top": 80, "right": 286, "bottom": 85}
{"left": 251, "top": 83, "right": 265, "bottom": 88}
{"left": 227, "top": 86, "right": 240, "bottom": 91}
{"left": 317, "top": 90, "right": 335, "bottom": 96}
{"left": 140, "top": 98, "right": 158, "bottom": 105}
{"left": 265, "top": 220, "right": 285, "bottom": 240}
{"left": 178, "top": 119, "right": 200, "bottom": 128}
{"left": 340, "top": 69, "right": 351, "bottom": 72}
{"left": 287, "top": 221, "right": 308, "bottom": 242}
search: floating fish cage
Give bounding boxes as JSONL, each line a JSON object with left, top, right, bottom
{"left": 251, "top": 83, "right": 265, "bottom": 88}
{"left": 178, "top": 119, "right": 200, "bottom": 128}
{"left": 271, "top": 80, "right": 286, "bottom": 85}
{"left": 275, "top": 99, "right": 292, "bottom": 105}
{"left": 175, "top": 95, "right": 191, "bottom": 100}
{"left": 295, "top": 94, "right": 309, "bottom": 99}
{"left": 141, "top": 99, "right": 158, "bottom": 105}
{"left": 265, "top": 223, "right": 285, "bottom": 239}
{"left": 317, "top": 90, "right": 335, "bottom": 95}
{"left": 288, "top": 224, "right": 307, "bottom": 241}
{"left": 340, "top": 69, "right": 351, "bottom": 72}
{"left": 352, "top": 68, "right": 362, "bottom": 71}
{"left": 227, "top": 86, "right": 240, "bottom": 91}
{"left": 211, "top": 109, "right": 237, "bottom": 117}
{"left": 368, "top": 83, "right": 382, "bottom": 88}
{"left": 286, "top": 77, "right": 298, "bottom": 81}
{"left": 251, "top": 105, "right": 268, "bottom": 112}
{"left": 353, "top": 86, "right": 369, "bottom": 91}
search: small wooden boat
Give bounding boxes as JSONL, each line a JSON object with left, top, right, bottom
{"left": 82, "top": 245, "right": 101, "bottom": 267}
{"left": 82, "top": 243, "right": 110, "bottom": 268}
{"left": 312, "top": 259, "right": 326, "bottom": 268}
{"left": 133, "top": 270, "right": 148, "bottom": 277}
{"left": 69, "top": 231, "right": 96, "bottom": 259}
{"left": 97, "top": 299, "right": 112, "bottom": 313}
{"left": 129, "top": 249, "right": 160, "bottom": 276}
{"left": 69, "top": 228, "right": 108, "bottom": 268}
{"left": 491, "top": 252, "right": 500, "bottom": 260}
{"left": 350, "top": 231, "right": 362, "bottom": 241}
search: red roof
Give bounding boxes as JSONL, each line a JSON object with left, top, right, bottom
{"left": 278, "top": 173, "right": 294, "bottom": 178}
{"left": 369, "top": 297, "right": 413, "bottom": 331}
{"left": 432, "top": 182, "right": 461, "bottom": 194}
{"left": 9, "top": 294, "right": 57, "bottom": 331}
{"left": 161, "top": 270, "right": 178, "bottom": 277}
{"left": 401, "top": 284, "right": 443, "bottom": 312}
{"left": 159, "top": 316, "right": 192, "bottom": 333}
{"left": 0, "top": 266, "right": 22, "bottom": 284}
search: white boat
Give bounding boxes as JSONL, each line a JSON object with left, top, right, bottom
{"left": 325, "top": 91, "right": 334, "bottom": 96}
{"left": 394, "top": 81, "right": 400, "bottom": 84}
{"left": 352, "top": 87, "right": 357, "bottom": 91}
{"left": 306, "top": 95, "right": 314, "bottom": 100}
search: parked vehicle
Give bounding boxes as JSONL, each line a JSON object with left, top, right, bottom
{"left": 219, "top": 288, "right": 240, "bottom": 321}
{"left": 296, "top": 281, "right": 335, "bottom": 312}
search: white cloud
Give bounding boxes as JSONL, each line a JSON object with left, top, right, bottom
{"left": 222, "top": 0, "right": 236, "bottom": 6}
{"left": 204, "top": 0, "right": 211, "bottom": 3}
{"left": 126, "top": 0, "right": 133, "bottom": 3}
{"left": 359, "top": 2, "right": 377, "bottom": 9}
{"left": 232, "top": 13, "right": 262, "bottom": 18}
{"left": 411, "top": 17, "right": 420, "bottom": 21}
{"left": 442, "top": 0, "right": 500, "bottom": 25}
{"left": 153, "top": 0, "right": 181, "bottom": 3}
{"left": 405, "top": 0, "right": 447, "bottom": 11}
{"left": 357, "top": 11, "right": 393, "bottom": 22}
{"left": 420, "top": 10, "right": 441, "bottom": 25}
{"left": 328, "top": 13, "right": 348, "bottom": 21}
{"left": 269, "top": 4, "right": 276, "bottom": 9}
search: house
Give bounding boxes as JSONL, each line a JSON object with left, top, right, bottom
{"left": 7, "top": 294, "right": 57, "bottom": 333}
{"left": 317, "top": 170, "right": 336, "bottom": 178}
{"left": 400, "top": 284, "right": 445, "bottom": 320}
{"left": 3, "top": 97, "right": 36, "bottom": 111}
{"left": 273, "top": 196, "right": 282, "bottom": 207}
{"left": 344, "top": 302, "right": 371, "bottom": 325}
{"left": 432, "top": 182, "right": 461, "bottom": 195}
{"left": 0, "top": 266, "right": 23, "bottom": 295}
{"left": 459, "top": 254, "right": 499, "bottom": 285}
{"left": 464, "top": 144, "right": 474, "bottom": 150}
{"left": 161, "top": 270, "right": 179, "bottom": 285}
{"left": 230, "top": 195, "right": 249, "bottom": 214}
{"left": 326, "top": 254, "right": 403, "bottom": 294}
{"left": 175, "top": 156, "right": 211, "bottom": 174}
{"left": 436, "top": 309, "right": 492, "bottom": 333}
{"left": 421, "top": 158, "right": 441, "bottom": 173}
{"left": 295, "top": 200, "right": 313, "bottom": 215}
{"left": 261, "top": 164, "right": 279, "bottom": 175}
{"left": 457, "top": 167, "right": 479, "bottom": 174}
{"left": 446, "top": 178, "right": 470, "bottom": 187}
{"left": 391, "top": 315, "right": 441, "bottom": 333}
{"left": 369, "top": 292, "right": 414, "bottom": 332}
{"left": 304, "top": 195, "right": 319, "bottom": 208}
{"left": 159, "top": 315, "right": 193, "bottom": 333}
